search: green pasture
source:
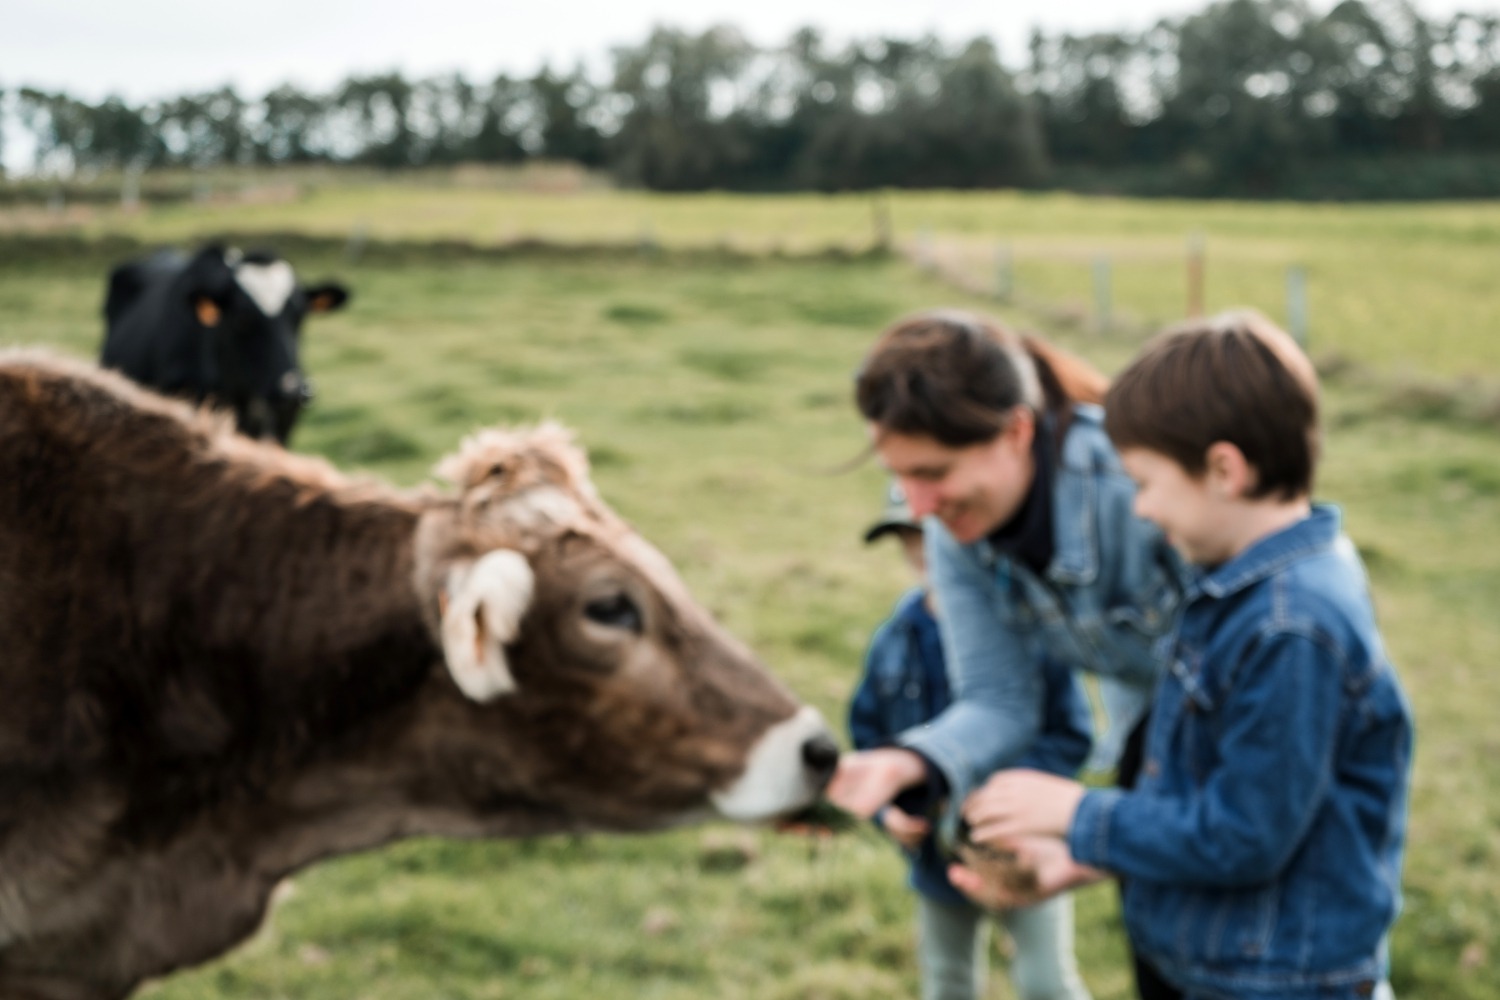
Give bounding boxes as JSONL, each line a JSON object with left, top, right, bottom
{"left": 7, "top": 175, "right": 1500, "bottom": 378}
{"left": 0, "top": 192, "right": 1496, "bottom": 998}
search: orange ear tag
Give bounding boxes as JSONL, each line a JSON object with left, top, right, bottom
{"left": 195, "top": 298, "right": 222, "bottom": 327}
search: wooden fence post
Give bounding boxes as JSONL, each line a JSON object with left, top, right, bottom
{"left": 1187, "top": 230, "right": 1205, "bottom": 317}
{"left": 917, "top": 227, "right": 935, "bottom": 271}
{"left": 121, "top": 166, "right": 142, "bottom": 210}
{"left": 1286, "top": 266, "right": 1309, "bottom": 347}
{"left": 871, "top": 195, "right": 892, "bottom": 251}
{"left": 995, "top": 242, "right": 1013, "bottom": 302}
{"left": 345, "top": 221, "right": 369, "bottom": 263}
{"left": 1094, "top": 256, "right": 1112, "bottom": 334}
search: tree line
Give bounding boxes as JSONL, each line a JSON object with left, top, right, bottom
{"left": 7, "top": 0, "right": 1500, "bottom": 198}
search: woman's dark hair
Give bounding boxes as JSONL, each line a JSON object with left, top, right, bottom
{"left": 855, "top": 309, "right": 1109, "bottom": 447}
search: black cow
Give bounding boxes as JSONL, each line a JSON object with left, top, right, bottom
{"left": 101, "top": 244, "right": 349, "bottom": 444}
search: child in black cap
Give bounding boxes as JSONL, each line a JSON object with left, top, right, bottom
{"left": 849, "top": 482, "right": 1096, "bottom": 1000}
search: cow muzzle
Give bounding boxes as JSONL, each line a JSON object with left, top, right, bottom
{"left": 709, "top": 706, "right": 839, "bottom": 822}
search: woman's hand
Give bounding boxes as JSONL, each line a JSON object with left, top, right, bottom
{"left": 824, "top": 748, "right": 928, "bottom": 819}
{"left": 962, "top": 768, "right": 1086, "bottom": 842}
{"left": 879, "top": 806, "right": 931, "bottom": 851}
{"left": 948, "top": 835, "right": 1107, "bottom": 910}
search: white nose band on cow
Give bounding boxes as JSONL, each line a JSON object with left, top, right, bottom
{"left": 710, "top": 706, "right": 837, "bottom": 821}
{"left": 440, "top": 549, "right": 535, "bottom": 702}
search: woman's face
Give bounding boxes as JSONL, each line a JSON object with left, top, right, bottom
{"left": 869, "top": 413, "right": 1036, "bottom": 545}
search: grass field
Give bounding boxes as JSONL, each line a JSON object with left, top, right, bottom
{"left": 8, "top": 173, "right": 1500, "bottom": 377}
{"left": 0, "top": 184, "right": 1497, "bottom": 998}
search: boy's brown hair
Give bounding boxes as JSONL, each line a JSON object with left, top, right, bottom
{"left": 1104, "top": 309, "right": 1320, "bottom": 499}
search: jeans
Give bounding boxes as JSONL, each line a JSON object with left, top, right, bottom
{"left": 917, "top": 893, "right": 1092, "bottom": 1000}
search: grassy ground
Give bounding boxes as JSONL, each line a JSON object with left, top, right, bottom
{"left": 7, "top": 177, "right": 1500, "bottom": 377}
{"left": 0, "top": 199, "right": 1495, "bottom": 997}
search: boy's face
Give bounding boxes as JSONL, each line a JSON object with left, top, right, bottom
{"left": 1119, "top": 446, "right": 1239, "bottom": 567}
{"left": 869, "top": 415, "right": 1034, "bottom": 545}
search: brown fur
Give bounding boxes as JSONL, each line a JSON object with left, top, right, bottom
{"left": 0, "top": 350, "right": 813, "bottom": 1000}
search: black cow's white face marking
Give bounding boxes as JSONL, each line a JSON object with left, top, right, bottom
{"left": 234, "top": 260, "right": 297, "bottom": 318}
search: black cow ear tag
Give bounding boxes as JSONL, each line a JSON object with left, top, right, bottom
{"left": 194, "top": 297, "right": 222, "bottom": 327}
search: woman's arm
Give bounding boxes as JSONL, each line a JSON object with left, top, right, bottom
{"left": 895, "top": 524, "right": 1046, "bottom": 803}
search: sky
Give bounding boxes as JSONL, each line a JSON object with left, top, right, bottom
{"left": 8, "top": 0, "right": 1488, "bottom": 103}
{"left": 1, "top": 0, "right": 1489, "bottom": 171}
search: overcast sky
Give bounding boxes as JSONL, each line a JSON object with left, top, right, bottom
{"left": 1, "top": 0, "right": 1490, "bottom": 172}
{"left": 4, "top": 0, "right": 1488, "bottom": 103}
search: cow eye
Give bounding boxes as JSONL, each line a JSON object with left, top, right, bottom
{"left": 583, "top": 593, "right": 643, "bottom": 634}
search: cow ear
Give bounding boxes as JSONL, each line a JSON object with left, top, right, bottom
{"left": 440, "top": 549, "right": 534, "bottom": 702}
{"left": 305, "top": 283, "right": 349, "bottom": 314}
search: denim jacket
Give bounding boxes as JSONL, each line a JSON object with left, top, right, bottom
{"left": 850, "top": 587, "right": 1093, "bottom": 905}
{"left": 1068, "top": 506, "right": 1414, "bottom": 999}
{"left": 900, "top": 405, "right": 1189, "bottom": 802}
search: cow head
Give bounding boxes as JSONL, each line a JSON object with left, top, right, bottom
{"left": 182, "top": 245, "right": 348, "bottom": 444}
{"left": 411, "top": 423, "right": 839, "bottom": 830}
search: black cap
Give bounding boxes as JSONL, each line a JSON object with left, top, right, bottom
{"left": 863, "top": 480, "right": 919, "bottom": 544}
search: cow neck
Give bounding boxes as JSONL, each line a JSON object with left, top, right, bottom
{"left": 101, "top": 447, "right": 452, "bottom": 839}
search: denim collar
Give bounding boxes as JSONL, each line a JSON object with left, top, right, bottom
{"left": 892, "top": 587, "right": 932, "bottom": 629}
{"left": 1193, "top": 503, "right": 1342, "bottom": 601}
{"left": 964, "top": 405, "right": 1111, "bottom": 586}
{"left": 1046, "top": 404, "right": 1108, "bottom": 585}
{"left": 986, "top": 417, "right": 1056, "bottom": 575}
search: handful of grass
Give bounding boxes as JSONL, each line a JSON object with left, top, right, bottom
{"left": 780, "top": 798, "right": 862, "bottom": 835}
{"left": 953, "top": 839, "right": 1041, "bottom": 898}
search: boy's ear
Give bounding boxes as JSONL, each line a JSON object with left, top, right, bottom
{"left": 1205, "top": 441, "right": 1257, "bottom": 498}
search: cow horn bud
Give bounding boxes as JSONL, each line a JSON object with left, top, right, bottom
{"left": 440, "top": 549, "right": 534, "bottom": 701}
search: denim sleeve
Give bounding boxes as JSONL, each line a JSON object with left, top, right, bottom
{"left": 848, "top": 636, "right": 893, "bottom": 752}
{"left": 1069, "top": 631, "right": 1344, "bottom": 887}
{"left": 1018, "top": 660, "right": 1094, "bottom": 778}
{"left": 896, "top": 525, "right": 1044, "bottom": 803}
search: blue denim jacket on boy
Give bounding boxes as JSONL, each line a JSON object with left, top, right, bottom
{"left": 900, "top": 404, "right": 1189, "bottom": 802}
{"left": 849, "top": 587, "right": 1093, "bottom": 906}
{"left": 1068, "top": 505, "right": 1413, "bottom": 999}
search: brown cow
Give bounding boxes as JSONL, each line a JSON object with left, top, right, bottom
{"left": 0, "top": 350, "right": 838, "bottom": 1000}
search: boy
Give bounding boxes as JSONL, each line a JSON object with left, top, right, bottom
{"left": 949, "top": 311, "right": 1413, "bottom": 1000}
{"left": 850, "top": 482, "right": 1094, "bottom": 1000}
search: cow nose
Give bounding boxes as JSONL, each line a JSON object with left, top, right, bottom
{"left": 801, "top": 733, "right": 840, "bottom": 783}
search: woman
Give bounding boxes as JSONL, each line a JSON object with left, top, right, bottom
{"left": 825, "top": 309, "right": 1190, "bottom": 1000}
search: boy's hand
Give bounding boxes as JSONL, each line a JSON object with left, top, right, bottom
{"left": 948, "top": 835, "right": 1107, "bottom": 910}
{"left": 824, "top": 748, "right": 927, "bottom": 819}
{"left": 879, "top": 806, "right": 930, "bottom": 850}
{"left": 962, "top": 768, "right": 1086, "bottom": 841}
